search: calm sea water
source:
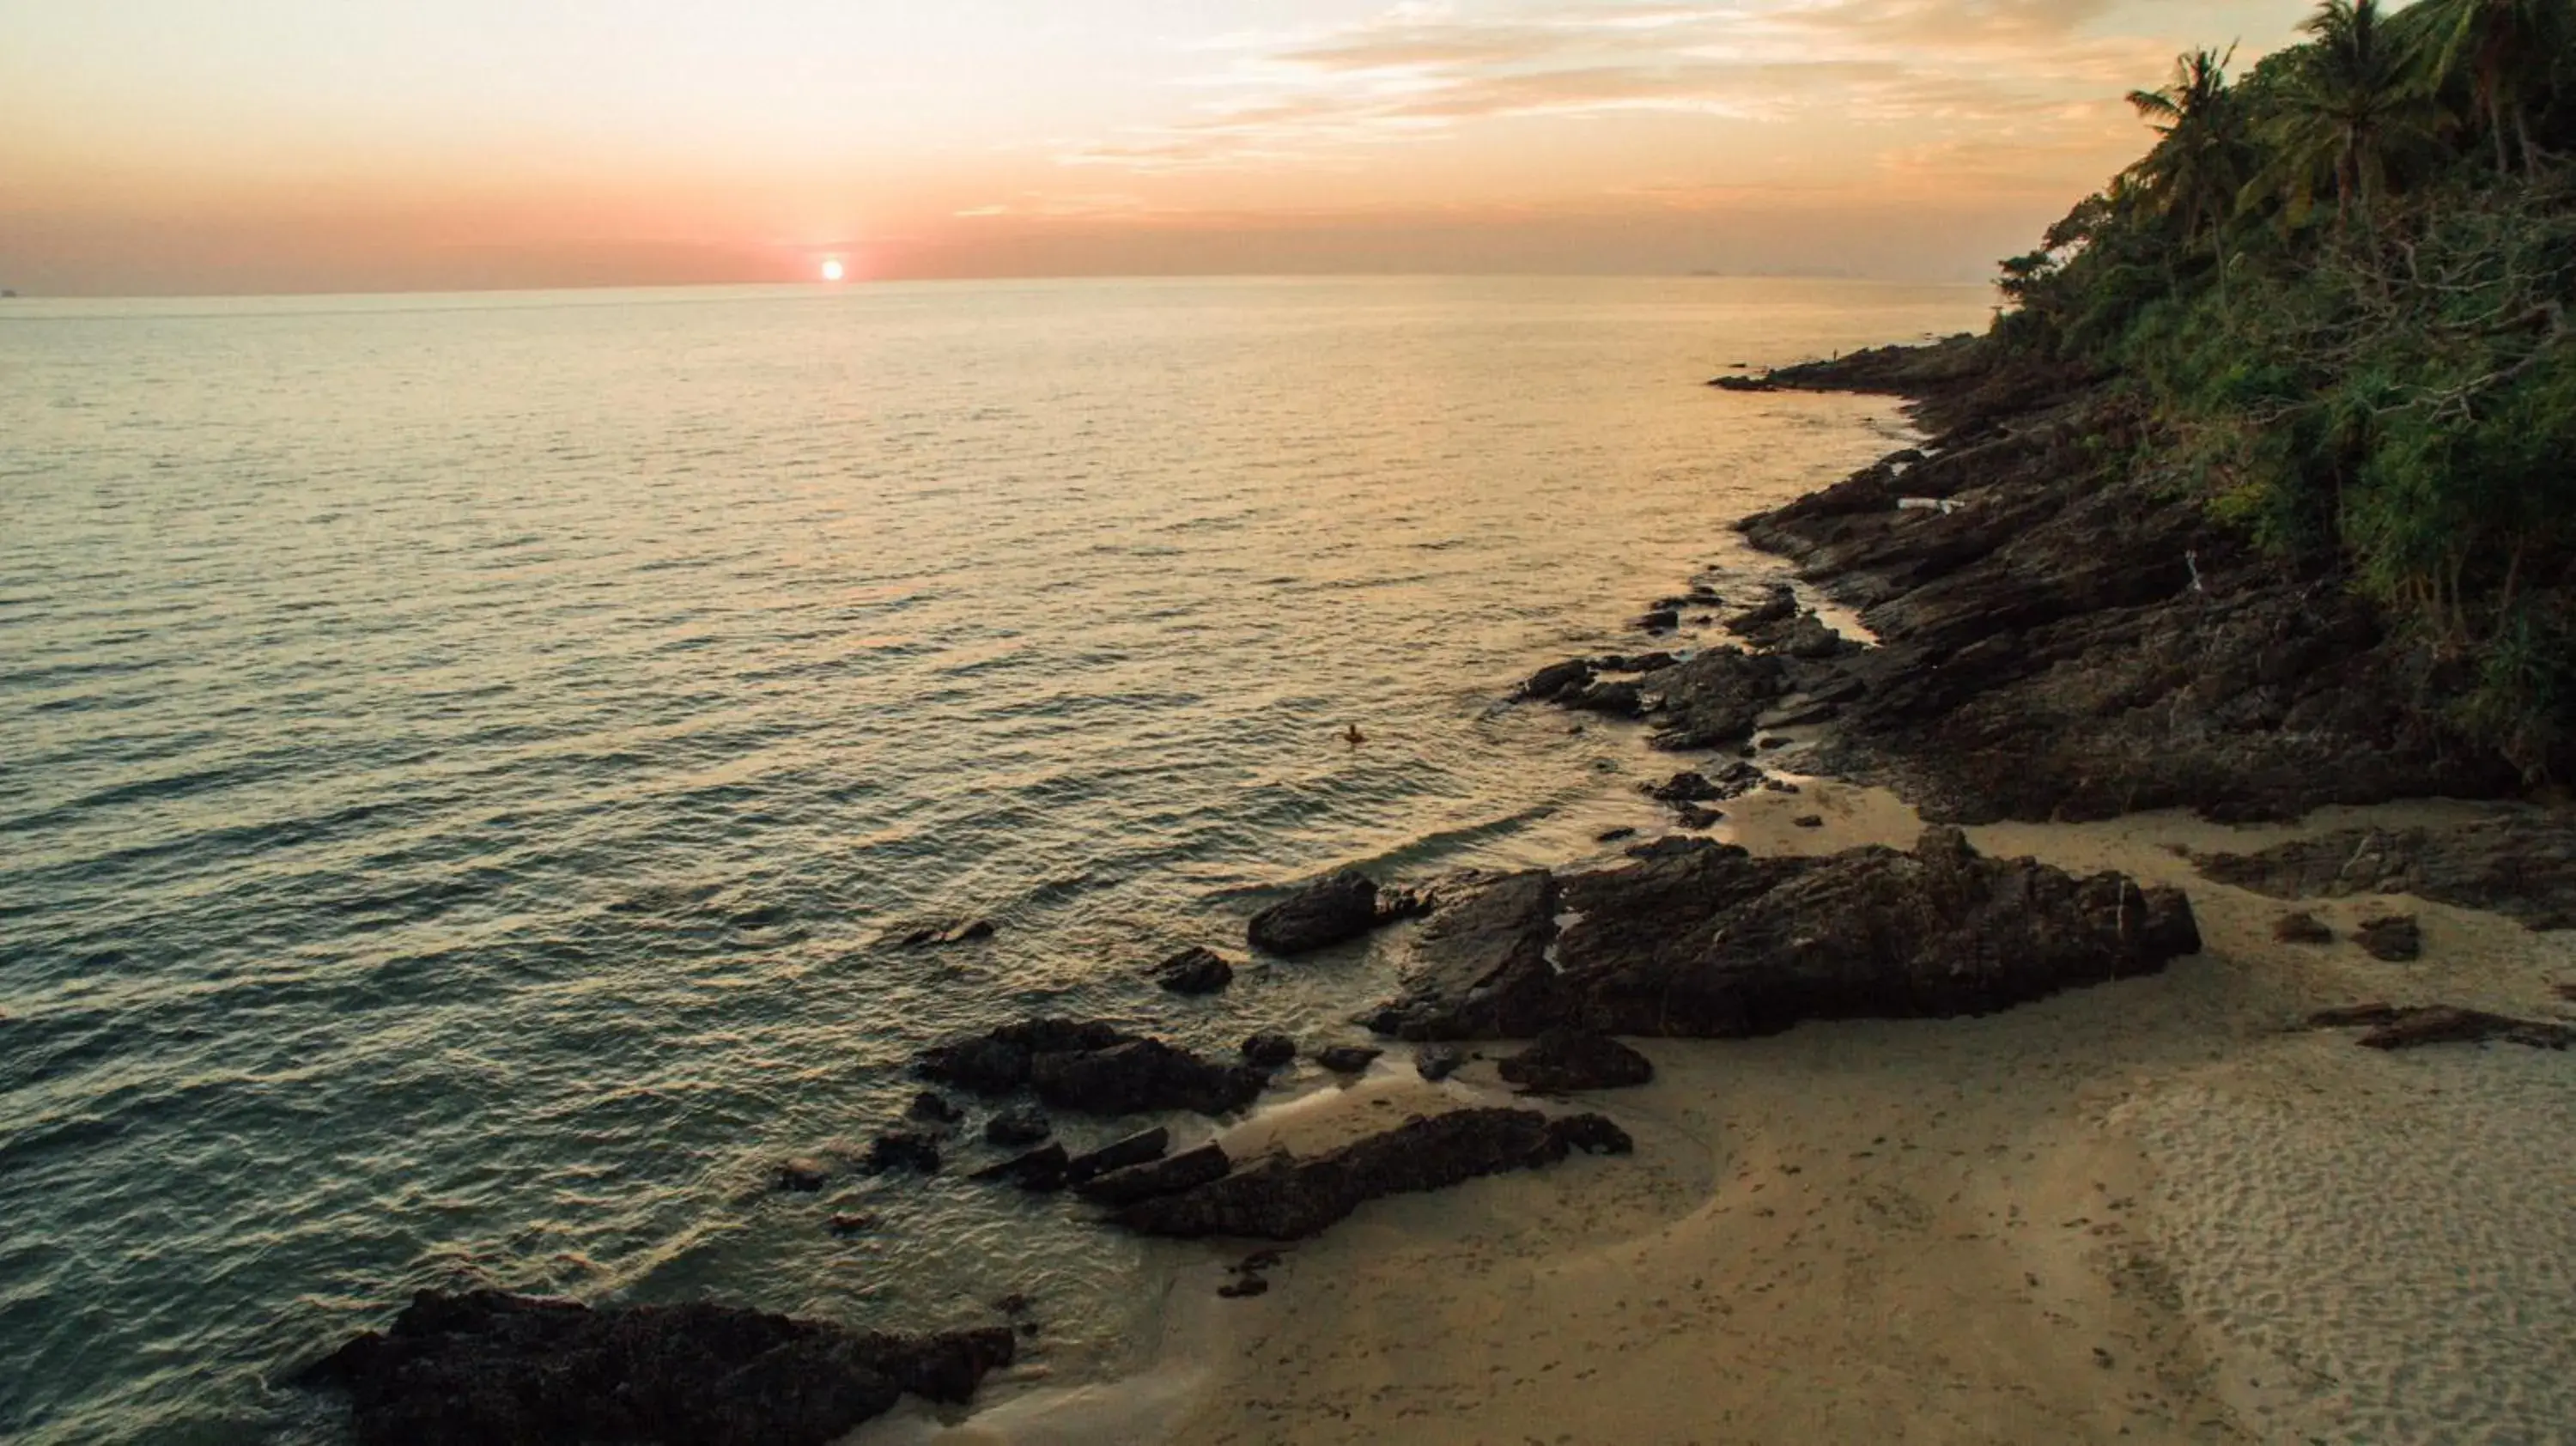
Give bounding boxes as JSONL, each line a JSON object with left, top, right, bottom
{"left": 0, "top": 276, "right": 1986, "bottom": 1442}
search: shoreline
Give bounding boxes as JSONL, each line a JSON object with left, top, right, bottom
{"left": 298, "top": 343, "right": 2576, "bottom": 1445}
{"left": 872, "top": 347, "right": 2576, "bottom": 1443}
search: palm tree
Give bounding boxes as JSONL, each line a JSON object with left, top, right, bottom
{"left": 2254, "top": 0, "right": 2444, "bottom": 234}
{"left": 2128, "top": 47, "right": 2248, "bottom": 296}
{"left": 2412, "top": 0, "right": 2563, "bottom": 173}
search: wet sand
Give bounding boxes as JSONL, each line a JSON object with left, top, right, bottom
{"left": 871, "top": 778, "right": 2576, "bottom": 1445}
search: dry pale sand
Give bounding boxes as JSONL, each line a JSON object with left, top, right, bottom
{"left": 866, "top": 779, "right": 2576, "bottom": 1446}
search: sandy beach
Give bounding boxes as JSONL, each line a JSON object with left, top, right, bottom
{"left": 872, "top": 779, "right": 2576, "bottom": 1446}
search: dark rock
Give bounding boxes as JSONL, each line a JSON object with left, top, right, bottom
{"left": 1734, "top": 381, "right": 2524, "bottom": 826}
{"left": 1248, "top": 870, "right": 1382, "bottom": 956}
{"left": 1415, "top": 1045, "right": 1467, "bottom": 1081}
{"left": 2355, "top": 915, "right": 2422, "bottom": 962}
{"left": 1370, "top": 829, "right": 2198, "bottom": 1041}
{"left": 1495, "top": 1030, "right": 1655, "bottom": 1092}
{"left": 1792, "top": 815, "right": 1824, "bottom": 829}
{"left": 1217, "top": 1277, "right": 1271, "bottom": 1298}
{"left": 1646, "top": 648, "right": 1789, "bottom": 750}
{"left": 1375, "top": 887, "right": 1433, "bottom": 924}
{"left": 1636, "top": 608, "right": 1680, "bottom": 634}
{"left": 1030, "top": 1040, "right": 1267, "bottom": 1117}
{"left": 906, "top": 1091, "right": 964, "bottom": 1127}
{"left": 1724, "top": 584, "right": 1799, "bottom": 637}
{"left": 1152, "top": 946, "right": 1235, "bottom": 995}
{"left": 1649, "top": 771, "right": 1724, "bottom": 803}
{"left": 1064, "top": 1127, "right": 1169, "bottom": 1185}
{"left": 1625, "top": 835, "right": 1717, "bottom": 860}
{"left": 1762, "top": 779, "right": 1802, "bottom": 793}
{"left": 1776, "top": 613, "right": 1861, "bottom": 660}
{"left": 2196, "top": 816, "right": 2576, "bottom": 931}
{"left": 1074, "top": 1143, "right": 1232, "bottom": 1206}
{"left": 2273, "top": 912, "right": 2335, "bottom": 945}
{"left": 895, "top": 919, "right": 997, "bottom": 949}
{"left": 1565, "top": 678, "right": 1647, "bottom": 718}
{"left": 1758, "top": 698, "right": 1844, "bottom": 731}
{"left": 299, "top": 1289, "right": 1014, "bottom": 1446}
{"left": 1595, "top": 827, "right": 1639, "bottom": 844}
{"left": 2309, "top": 1005, "right": 2576, "bottom": 1050}
{"left": 1674, "top": 804, "right": 1723, "bottom": 829}
{"left": 1110, "top": 1108, "right": 1631, "bottom": 1241}
{"left": 1524, "top": 659, "right": 1595, "bottom": 701}
{"left": 825, "top": 1212, "right": 878, "bottom": 1237}
{"left": 993, "top": 1293, "right": 1031, "bottom": 1316}
{"left": 970, "top": 1144, "right": 1069, "bottom": 1193}
{"left": 1315, "top": 1045, "right": 1382, "bottom": 1073}
{"left": 1598, "top": 651, "right": 1678, "bottom": 674}
{"left": 920, "top": 1020, "right": 1263, "bottom": 1117}
{"left": 775, "top": 1158, "right": 829, "bottom": 1193}
{"left": 1363, "top": 870, "right": 1562, "bottom": 1039}
{"left": 861, "top": 1131, "right": 942, "bottom": 1176}
{"left": 1241, "top": 1033, "right": 1298, "bottom": 1069}
{"left": 983, "top": 1104, "right": 1052, "bottom": 1147}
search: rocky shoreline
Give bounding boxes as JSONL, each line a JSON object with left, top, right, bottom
{"left": 294, "top": 337, "right": 2574, "bottom": 1444}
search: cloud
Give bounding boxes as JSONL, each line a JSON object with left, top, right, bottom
{"left": 1054, "top": 0, "right": 2180, "bottom": 173}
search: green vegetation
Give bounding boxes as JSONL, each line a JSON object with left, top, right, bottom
{"left": 1994, "top": 0, "right": 2576, "bottom": 776}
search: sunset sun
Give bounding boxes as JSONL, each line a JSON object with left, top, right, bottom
{"left": 819, "top": 258, "right": 845, "bottom": 283}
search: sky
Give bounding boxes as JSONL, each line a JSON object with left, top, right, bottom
{"left": 0, "top": 0, "right": 2319, "bottom": 295}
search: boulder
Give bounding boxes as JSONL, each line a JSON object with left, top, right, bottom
{"left": 1496, "top": 1030, "right": 1655, "bottom": 1092}
{"left": 1724, "top": 584, "right": 1800, "bottom": 637}
{"left": 2355, "top": 914, "right": 2421, "bottom": 962}
{"left": 1415, "top": 1045, "right": 1467, "bottom": 1082}
{"left": 775, "top": 1158, "right": 830, "bottom": 1194}
{"left": 971, "top": 1144, "right": 1069, "bottom": 1193}
{"left": 2273, "top": 911, "right": 2335, "bottom": 945}
{"left": 1240, "top": 1033, "right": 1298, "bottom": 1069}
{"left": 1063, "top": 1127, "right": 1169, "bottom": 1185}
{"left": 1523, "top": 659, "right": 1595, "bottom": 701}
{"left": 1029, "top": 1040, "right": 1267, "bottom": 1117}
{"left": 1248, "top": 871, "right": 1382, "bottom": 956}
{"left": 300, "top": 1290, "right": 1014, "bottom": 1446}
{"left": 1315, "top": 1046, "right": 1382, "bottom": 1073}
{"left": 1648, "top": 772, "right": 1724, "bottom": 803}
{"left": 860, "top": 1131, "right": 942, "bottom": 1176}
{"left": 1073, "top": 1144, "right": 1232, "bottom": 1206}
{"left": 918, "top": 1020, "right": 1263, "bottom": 1117}
{"left": 1635, "top": 608, "right": 1680, "bottom": 634}
{"left": 982, "top": 1104, "right": 1052, "bottom": 1147}
{"left": 1370, "top": 829, "right": 2198, "bottom": 1040}
{"left": 1645, "top": 648, "right": 1789, "bottom": 750}
{"left": 1109, "top": 1108, "right": 1632, "bottom": 1241}
{"left": 1152, "top": 946, "right": 1235, "bottom": 995}
{"left": 906, "top": 1092, "right": 964, "bottom": 1127}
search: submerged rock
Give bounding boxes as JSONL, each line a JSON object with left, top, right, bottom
{"left": 860, "top": 1131, "right": 942, "bottom": 1176}
{"left": 893, "top": 919, "right": 998, "bottom": 949}
{"left": 983, "top": 1104, "right": 1052, "bottom": 1147}
{"left": 1523, "top": 659, "right": 1595, "bottom": 701}
{"left": 1074, "top": 1143, "right": 1231, "bottom": 1206}
{"left": 300, "top": 1289, "right": 1015, "bottom": 1446}
{"left": 1315, "top": 1045, "right": 1383, "bottom": 1073}
{"left": 971, "top": 1144, "right": 1069, "bottom": 1193}
{"left": 775, "top": 1158, "right": 830, "bottom": 1194}
{"left": 906, "top": 1092, "right": 964, "bottom": 1127}
{"left": 1496, "top": 1030, "right": 1654, "bottom": 1092}
{"left": 1063, "top": 1127, "right": 1169, "bottom": 1185}
{"left": 1370, "top": 829, "right": 2197, "bottom": 1041}
{"left": 1152, "top": 946, "right": 1235, "bottom": 995}
{"left": 1248, "top": 871, "right": 1383, "bottom": 956}
{"left": 1109, "top": 1108, "right": 1631, "bottom": 1241}
{"left": 917, "top": 1020, "right": 1264, "bottom": 1117}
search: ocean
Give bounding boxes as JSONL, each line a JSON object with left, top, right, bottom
{"left": 0, "top": 276, "right": 1990, "bottom": 1442}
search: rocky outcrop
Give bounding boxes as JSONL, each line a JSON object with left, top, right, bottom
{"left": 1496, "top": 1031, "right": 1654, "bottom": 1092}
{"left": 2354, "top": 914, "right": 2422, "bottom": 961}
{"left": 1730, "top": 386, "right": 2516, "bottom": 824}
{"left": 916, "top": 1020, "right": 1265, "bottom": 1117}
{"left": 1240, "top": 1033, "right": 1298, "bottom": 1069}
{"left": 1248, "top": 871, "right": 1382, "bottom": 956}
{"left": 1109, "top": 1108, "right": 1631, "bottom": 1241}
{"left": 1369, "top": 829, "right": 2197, "bottom": 1040}
{"left": 301, "top": 1289, "right": 1015, "bottom": 1446}
{"left": 1063, "top": 1127, "right": 1168, "bottom": 1184}
{"left": 1315, "top": 1045, "right": 1382, "bottom": 1073}
{"left": 983, "top": 1104, "right": 1051, "bottom": 1146}
{"left": 2194, "top": 814, "right": 2576, "bottom": 929}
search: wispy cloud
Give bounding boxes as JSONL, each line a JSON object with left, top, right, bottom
{"left": 1054, "top": 0, "right": 2175, "bottom": 174}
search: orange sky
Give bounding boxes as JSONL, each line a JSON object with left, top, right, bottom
{"left": 0, "top": 1, "right": 2318, "bottom": 295}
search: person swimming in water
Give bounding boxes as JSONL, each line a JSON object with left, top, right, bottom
{"left": 1341, "top": 723, "right": 1366, "bottom": 747}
